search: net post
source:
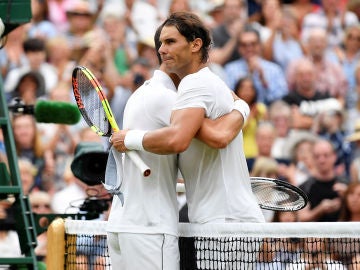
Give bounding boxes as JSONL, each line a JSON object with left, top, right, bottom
{"left": 46, "top": 218, "right": 65, "bottom": 269}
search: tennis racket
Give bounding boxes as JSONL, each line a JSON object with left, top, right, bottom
{"left": 72, "top": 66, "right": 151, "bottom": 177}
{"left": 176, "top": 177, "right": 308, "bottom": 211}
{"left": 250, "top": 177, "right": 308, "bottom": 211}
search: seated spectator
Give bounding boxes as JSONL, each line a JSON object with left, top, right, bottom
{"left": 301, "top": 0, "right": 358, "bottom": 49}
{"left": 29, "top": 190, "right": 53, "bottom": 262}
{"left": 282, "top": 58, "right": 342, "bottom": 130}
{"left": 282, "top": 131, "right": 318, "bottom": 186}
{"left": 346, "top": 120, "right": 360, "bottom": 182}
{"left": 262, "top": 7, "right": 305, "bottom": 72}
{"left": 247, "top": 121, "right": 277, "bottom": 172}
{"left": 12, "top": 115, "right": 55, "bottom": 192}
{"left": 25, "top": 0, "right": 58, "bottom": 40}
{"left": 298, "top": 139, "right": 348, "bottom": 222}
{"left": 287, "top": 28, "right": 348, "bottom": 106}
{"left": 224, "top": 24, "right": 288, "bottom": 105}
{"left": 18, "top": 158, "right": 38, "bottom": 195}
{"left": 313, "top": 109, "right": 352, "bottom": 178}
{"left": 234, "top": 76, "right": 268, "bottom": 159}
{"left": 0, "top": 25, "right": 27, "bottom": 79}
{"left": 7, "top": 70, "right": 46, "bottom": 104}
{"left": 4, "top": 37, "right": 58, "bottom": 95}
{"left": 338, "top": 182, "right": 360, "bottom": 221}
{"left": 268, "top": 100, "right": 292, "bottom": 161}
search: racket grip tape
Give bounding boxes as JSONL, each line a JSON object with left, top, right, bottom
{"left": 126, "top": 151, "right": 151, "bottom": 177}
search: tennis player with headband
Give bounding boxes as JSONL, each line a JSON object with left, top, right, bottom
{"left": 106, "top": 21, "right": 252, "bottom": 270}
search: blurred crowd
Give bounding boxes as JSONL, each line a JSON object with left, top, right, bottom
{"left": 1, "top": 0, "right": 360, "bottom": 265}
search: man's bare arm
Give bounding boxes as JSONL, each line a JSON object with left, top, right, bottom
{"left": 196, "top": 110, "right": 244, "bottom": 149}
{"left": 111, "top": 107, "right": 205, "bottom": 154}
{"left": 196, "top": 98, "right": 249, "bottom": 149}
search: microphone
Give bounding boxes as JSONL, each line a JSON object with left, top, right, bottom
{"left": 8, "top": 99, "right": 81, "bottom": 125}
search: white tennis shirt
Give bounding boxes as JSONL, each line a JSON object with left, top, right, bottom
{"left": 106, "top": 70, "right": 179, "bottom": 236}
{"left": 175, "top": 67, "right": 265, "bottom": 224}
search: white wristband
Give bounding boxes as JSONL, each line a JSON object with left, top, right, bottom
{"left": 124, "top": 130, "right": 147, "bottom": 151}
{"left": 233, "top": 99, "right": 250, "bottom": 122}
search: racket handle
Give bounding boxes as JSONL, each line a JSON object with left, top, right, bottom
{"left": 126, "top": 151, "right": 151, "bottom": 177}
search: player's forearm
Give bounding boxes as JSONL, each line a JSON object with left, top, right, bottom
{"left": 142, "top": 127, "right": 191, "bottom": 154}
{"left": 196, "top": 111, "right": 244, "bottom": 149}
{"left": 196, "top": 99, "right": 249, "bottom": 148}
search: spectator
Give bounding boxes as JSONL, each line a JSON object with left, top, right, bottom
{"left": 345, "top": 59, "right": 360, "bottom": 134}
{"left": 268, "top": 100, "right": 292, "bottom": 161}
{"left": 234, "top": 76, "right": 268, "bottom": 159}
{"left": 253, "top": 0, "right": 283, "bottom": 42}
{"left": 282, "top": 58, "right": 342, "bottom": 130}
{"left": 298, "top": 138, "right": 348, "bottom": 222}
{"left": 284, "top": 0, "right": 320, "bottom": 31}
{"left": 0, "top": 25, "right": 27, "bottom": 79}
{"left": 247, "top": 121, "right": 277, "bottom": 172}
{"left": 224, "top": 24, "right": 288, "bottom": 105}
{"left": 287, "top": 28, "right": 349, "bottom": 106}
{"left": 63, "top": 0, "right": 102, "bottom": 62}
{"left": 338, "top": 182, "right": 360, "bottom": 221}
{"left": 332, "top": 25, "right": 360, "bottom": 92}
{"left": 77, "top": 31, "right": 119, "bottom": 101}
{"left": 123, "top": 0, "right": 163, "bottom": 42}
{"left": 209, "top": 0, "right": 246, "bottom": 66}
{"left": 262, "top": 7, "right": 305, "bottom": 72}
{"left": 18, "top": 157, "right": 38, "bottom": 195}
{"left": 29, "top": 190, "right": 53, "bottom": 262}
{"left": 47, "top": 0, "right": 71, "bottom": 33}
{"left": 12, "top": 114, "right": 55, "bottom": 192}
{"left": 46, "top": 35, "right": 76, "bottom": 85}
{"left": 286, "top": 237, "right": 347, "bottom": 269}
{"left": 98, "top": 2, "right": 135, "bottom": 76}
{"left": 301, "top": 0, "right": 359, "bottom": 49}
{"left": 7, "top": 70, "right": 46, "bottom": 104}
{"left": 282, "top": 131, "right": 318, "bottom": 186}
{"left": 25, "top": 0, "right": 58, "bottom": 40}
{"left": 4, "top": 37, "right": 58, "bottom": 95}
{"left": 313, "top": 109, "right": 352, "bottom": 178}
{"left": 346, "top": 120, "right": 360, "bottom": 182}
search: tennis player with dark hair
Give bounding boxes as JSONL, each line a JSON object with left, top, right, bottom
{"left": 106, "top": 22, "right": 250, "bottom": 269}
{"left": 112, "top": 12, "right": 264, "bottom": 224}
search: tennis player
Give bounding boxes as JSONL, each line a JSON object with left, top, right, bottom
{"left": 112, "top": 11, "right": 265, "bottom": 224}
{"left": 106, "top": 25, "right": 248, "bottom": 269}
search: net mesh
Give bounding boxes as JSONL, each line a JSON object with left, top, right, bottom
{"left": 61, "top": 220, "right": 360, "bottom": 270}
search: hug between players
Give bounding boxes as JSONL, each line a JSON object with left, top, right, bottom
{"left": 1, "top": 0, "right": 360, "bottom": 269}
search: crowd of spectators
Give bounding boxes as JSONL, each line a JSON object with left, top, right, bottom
{"left": 1, "top": 0, "right": 360, "bottom": 265}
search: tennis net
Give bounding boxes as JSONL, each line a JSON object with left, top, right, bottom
{"left": 47, "top": 219, "right": 360, "bottom": 269}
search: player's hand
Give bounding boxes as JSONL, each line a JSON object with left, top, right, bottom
{"left": 110, "top": 130, "right": 129, "bottom": 152}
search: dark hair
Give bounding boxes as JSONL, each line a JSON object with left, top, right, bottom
{"left": 338, "top": 182, "right": 360, "bottom": 221}
{"left": 154, "top": 25, "right": 163, "bottom": 64}
{"left": 234, "top": 76, "right": 258, "bottom": 106}
{"left": 13, "top": 71, "right": 46, "bottom": 98}
{"left": 23, "top": 38, "right": 46, "bottom": 52}
{"left": 160, "top": 11, "right": 212, "bottom": 63}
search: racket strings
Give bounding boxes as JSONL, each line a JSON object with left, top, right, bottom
{"left": 76, "top": 70, "right": 110, "bottom": 134}
{"left": 252, "top": 182, "right": 306, "bottom": 211}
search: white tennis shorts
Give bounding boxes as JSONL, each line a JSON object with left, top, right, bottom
{"left": 107, "top": 232, "right": 179, "bottom": 270}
